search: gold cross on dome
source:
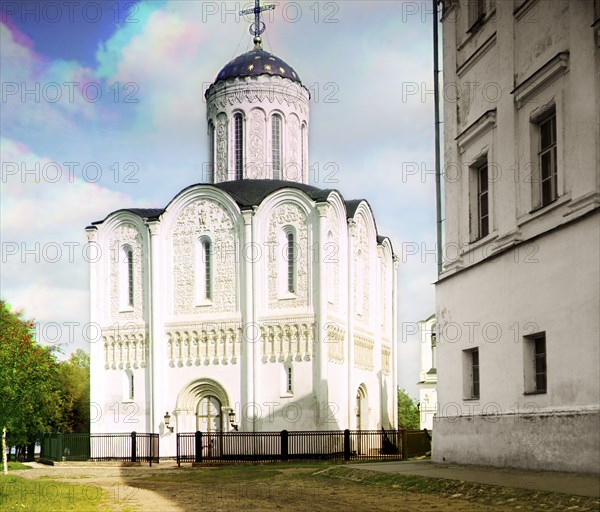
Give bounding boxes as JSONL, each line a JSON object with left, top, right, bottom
{"left": 240, "top": 0, "right": 276, "bottom": 42}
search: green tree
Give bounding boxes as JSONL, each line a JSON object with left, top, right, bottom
{"left": 0, "top": 301, "right": 63, "bottom": 474}
{"left": 56, "top": 349, "right": 90, "bottom": 432}
{"left": 397, "top": 387, "right": 420, "bottom": 430}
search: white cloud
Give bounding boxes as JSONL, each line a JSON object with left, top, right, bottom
{"left": 0, "top": 138, "right": 139, "bottom": 349}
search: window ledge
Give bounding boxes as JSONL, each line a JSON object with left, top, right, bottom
{"left": 195, "top": 301, "right": 213, "bottom": 308}
{"left": 523, "top": 390, "right": 547, "bottom": 396}
{"left": 462, "top": 397, "right": 480, "bottom": 402}
{"left": 518, "top": 193, "right": 570, "bottom": 227}
{"left": 466, "top": 232, "right": 499, "bottom": 252}
{"left": 278, "top": 293, "right": 297, "bottom": 301}
{"left": 119, "top": 307, "right": 134, "bottom": 313}
{"left": 279, "top": 393, "right": 294, "bottom": 399}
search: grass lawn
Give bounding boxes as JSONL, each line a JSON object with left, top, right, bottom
{"left": 0, "top": 474, "right": 109, "bottom": 512}
{"left": 4, "top": 461, "right": 33, "bottom": 471}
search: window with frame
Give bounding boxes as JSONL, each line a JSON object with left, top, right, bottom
{"left": 129, "top": 371, "right": 134, "bottom": 400}
{"left": 467, "top": 0, "right": 486, "bottom": 31}
{"left": 538, "top": 111, "right": 558, "bottom": 207}
{"left": 126, "top": 247, "right": 134, "bottom": 306}
{"left": 280, "top": 362, "right": 294, "bottom": 395}
{"left": 286, "top": 231, "right": 295, "bottom": 293}
{"left": 123, "top": 370, "right": 134, "bottom": 401}
{"left": 196, "top": 237, "right": 213, "bottom": 303}
{"left": 326, "top": 231, "right": 335, "bottom": 303}
{"left": 208, "top": 121, "right": 215, "bottom": 182}
{"left": 474, "top": 159, "right": 489, "bottom": 239}
{"left": 272, "top": 114, "right": 282, "bottom": 179}
{"left": 301, "top": 123, "right": 306, "bottom": 179}
{"left": 234, "top": 113, "right": 244, "bottom": 180}
{"left": 119, "top": 244, "right": 135, "bottom": 309}
{"left": 524, "top": 332, "right": 547, "bottom": 394}
{"left": 463, "top": 347, "right": 480, "bottom": 399}
{"left": 356, "top": 250, "right": 364, "bottom": 316}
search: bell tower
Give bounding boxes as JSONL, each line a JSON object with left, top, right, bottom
{"left": 204, "top": 0, "right": 310, "bottom": 184}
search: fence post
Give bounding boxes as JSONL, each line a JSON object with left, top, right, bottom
{"left": 131, "top": 432, "right": 137, "bottom": 463}
{"left": 281, "top": 430, "right": 288, "bottom": 462}
{"left": 343, "top": 429, "right": 350, "bottom": 461}
{"left": 176, "top": 433, "right": 180, "bottom": 467}
{"left": 401, "top": 429, "right": 408, "bottom": 461}
{"left": 149, "top": 433, "right": 153, "bottom": 466}
{"left": 195, "top": 431, "right": 202, "bottom": 463}
{"left": 58, "top": 433, "right": 64, "bottom": 462}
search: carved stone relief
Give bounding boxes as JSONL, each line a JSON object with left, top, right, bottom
{"left": 247, "top": 109, "right": 266, "bottom": 179}
{"left": 267, "top": 203, "right": 309, "bottom": 309}
{"left": 216, "top": 113, "right": 228, "bottom": 182}
{"left": 109, "top": 223, "right": 144, "bottom": 322}
{"left": 172, "top": 199, "right": 237, "bottom": 315}
{"left": 166, "top": 323, "right": 240, "bottom": 367}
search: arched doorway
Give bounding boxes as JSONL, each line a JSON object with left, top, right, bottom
{"left": 174, "top": 377, "right": 231, "bottom": 435}
{"left": 196, "top": 395, "right": 222, "bottom": 433}
{"left": 356, "top": 385, "right": 368, "bottom": 430}
{"left": 355, "top": 385, "right": 368, "bottom": 455}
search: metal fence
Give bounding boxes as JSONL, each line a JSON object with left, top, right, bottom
{"left": 40, "top": 432, "right": 159, "bottom": 464}
{"left": 176, "top": 429, "right": 430, "bottom": 466}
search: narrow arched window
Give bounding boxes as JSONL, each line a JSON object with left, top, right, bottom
{"left": 127, "top": 248, "right": 134, "bottom": 306}
{"left": 286, "top": 232, "right": 295, "bottom": 293}
{"left": 195, "top": 237, "right": 213, "bottom": 304}
{"left": 272, "top": 114, "right": 282, "bottom": 179}
{"left": 234, "top": 113, "right": 244, "bottom": 180}
{"left": 121, "top": 245, "right": 134, "bottom": 308}
{"left": 129, "top": 372, "right": 135, "bottom": 400}
{"left": 208, "top": 121, "right": 215, "bottom": 183}
{"left": 326, "top": 231, "right": 334, "bottom": 303}
{"left": 356, "top": 250, "right": 363, "bottom": 315}
{"left": 301, "top": 123, "right": 306, "bottom": 179}
{"left": 202, "top": 239, "right": 212, "bottom": 301}
{"left": 124, "top": 369, "right": 134, "bottom": 401}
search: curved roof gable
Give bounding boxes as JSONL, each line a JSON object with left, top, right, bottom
{"left": 88, "top": 181, "right": 394, "bottom": 253}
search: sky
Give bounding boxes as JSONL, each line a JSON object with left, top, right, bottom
{"left": 0, "top": 0, "right": 438, "bottom": 399}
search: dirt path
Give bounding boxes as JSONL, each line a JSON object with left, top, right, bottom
{"left": 13, "top": 462, "right": 521, "bottom": 512}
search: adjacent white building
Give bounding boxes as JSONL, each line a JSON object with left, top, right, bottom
{"left": 434, "top": 0, "right": 600, "bottom": 473}
{"left": 87, "top": 34, "right": 398, "bottom": 457}
{"left": 417, "top": 314, "right": 437, "bottom": 431}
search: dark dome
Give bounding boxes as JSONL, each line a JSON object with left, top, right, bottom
{"left": 214, "top": 48, "right": 302, "bottom": 85}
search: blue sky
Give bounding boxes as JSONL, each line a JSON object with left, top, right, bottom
{"left": 0, "top": 0, "right": 437, "bottom": 398}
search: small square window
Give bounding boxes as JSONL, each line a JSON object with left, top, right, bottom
{"left": 281, "top": 364, "right": 293, "bottom": 395}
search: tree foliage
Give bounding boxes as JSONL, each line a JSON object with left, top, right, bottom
{"left": 0, "top": 301, "right": 92, "bottom": 472}
{"left": 56, "top": 349, "right": 90, "bottom": 433}
{"left": 397, "top": 387, "right": 421, "bottom": 430}
{"left": 0, "top": 301, "right": 63, "bottom": 444}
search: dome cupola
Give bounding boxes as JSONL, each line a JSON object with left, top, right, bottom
{"left": 204, "top": 3, "right": 310, "bottom": 185}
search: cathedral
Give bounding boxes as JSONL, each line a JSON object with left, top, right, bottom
{"left": 87, "top": 17, "right": 397, "bottom": 456}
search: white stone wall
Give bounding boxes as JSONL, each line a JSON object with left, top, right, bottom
{"left": 89, "top": 185, "right": 397, "bottom": 454}
{"left": 436, "top": 0, "right": 600, "bottom": 472}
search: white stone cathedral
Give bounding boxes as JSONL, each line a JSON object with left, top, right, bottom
{"left": 87, "top": 29, "right": 398, "bottom": 456}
